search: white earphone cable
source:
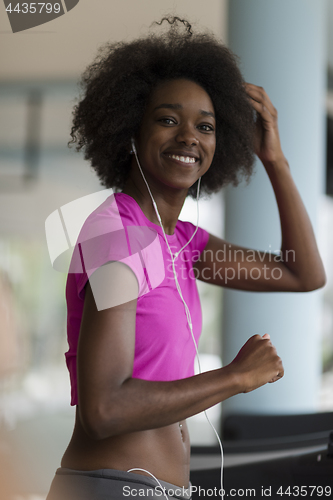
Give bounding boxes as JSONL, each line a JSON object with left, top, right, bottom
{"left": 130, "top": 142, "right": 224, "bottom": 499}
{"left": 127, "top": 468, "right": 170, "bottom": 500}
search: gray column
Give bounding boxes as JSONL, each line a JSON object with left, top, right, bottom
{"left": 222, "top": 0, "right": 327, "bottom": 415}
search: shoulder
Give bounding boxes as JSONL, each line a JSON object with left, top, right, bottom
{"left": 69, "top": 193, "right": 159, "bottom": 300}
{"left": 74, "top": 192, "right": 146, "bottom": 251}
{"left": 79, "top": 192, "right": 139, "bottom": 236}
{"left": 68, "top": 193, "right": 139, "bottom": 288}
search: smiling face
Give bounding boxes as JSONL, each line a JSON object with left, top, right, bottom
{"left": 133, "top": 78, "right": 216, "bottom": 194}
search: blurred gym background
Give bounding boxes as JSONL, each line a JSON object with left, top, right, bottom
{"left": 0, "top": 1, "right": 332, "bottom": 498}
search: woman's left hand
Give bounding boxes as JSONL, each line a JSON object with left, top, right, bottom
{"left": 244, "top": 82, "right": 285, "bottom": 166}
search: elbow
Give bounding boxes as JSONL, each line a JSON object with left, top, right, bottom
{"left": 299, "top": 272, "right": 327, "bottom": 292}
{"left": 312, "top": 274, "right": 327, "bottom": 291}
{"left": 79, "top": 402, "right": 120, "bottom": 441}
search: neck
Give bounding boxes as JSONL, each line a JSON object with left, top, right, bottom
{"left": 122, "top": 164, "right": 188, "bottom": 235}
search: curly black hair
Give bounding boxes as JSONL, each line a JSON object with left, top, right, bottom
{"left": 69, "top": 17, "right": 255, "bottom": 198}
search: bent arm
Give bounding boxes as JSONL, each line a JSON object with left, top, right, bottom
{"left": 77, "top": 266, "right": 283, "bottom": 440}
{"left": 248, "top": 82, "right": 325, "bottom": 290}
{"left": 194, "top": 84, "right": 325, "bottom": 292}
{"left": 194, "top": 159, "right": 326, "bottom": 292}
{"left": 265, "top": 157, "right": 325, "bottom": 291}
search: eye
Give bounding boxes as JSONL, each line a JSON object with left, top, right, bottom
{"left": 198, "top": 124, "right": 215, "bottom": 132}
{"left": 158, "top": 118, "right": 177, "bottom": 125}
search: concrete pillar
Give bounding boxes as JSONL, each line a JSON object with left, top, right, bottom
{"left": 222, "top": 0, "right": 327, "bottom": 415}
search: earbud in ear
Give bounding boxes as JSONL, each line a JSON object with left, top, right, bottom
{"left": 131, "top": 138, "right": 137, "bottom": 155}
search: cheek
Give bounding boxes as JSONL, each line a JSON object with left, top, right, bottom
{"left": 145, "top": 131, "right": 172, "bottom": 156}
{"left": 207, "top": 138, "right": 216, "bottom": 159}
{"left": 137, "top": 133, "right": 159, "bottom": 159}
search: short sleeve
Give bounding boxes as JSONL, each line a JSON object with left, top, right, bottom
{"left": 68, "top": 194, "right": 165, "bottom": 301}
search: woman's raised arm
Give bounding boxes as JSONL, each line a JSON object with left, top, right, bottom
{"left": 194, "top": 84, "right": 326, "bottom": 292}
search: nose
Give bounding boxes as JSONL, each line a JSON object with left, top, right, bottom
{"left": 175, "top": 123, "right": 199, "bottom": 147}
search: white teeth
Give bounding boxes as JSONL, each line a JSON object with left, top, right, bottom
{"left": 169, "top": 154, "right": 196, "bottom": 164}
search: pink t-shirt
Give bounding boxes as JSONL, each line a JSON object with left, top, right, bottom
{"left": 65, "top": 192, "right": 210, "bottom": 406}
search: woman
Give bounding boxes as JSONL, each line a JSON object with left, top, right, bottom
{"left": 46, "top": 17, "right": 326, "bottom": 500}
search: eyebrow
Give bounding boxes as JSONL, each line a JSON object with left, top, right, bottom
{"left": 153, "top": 103, "right": 215, "bottom": 119}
